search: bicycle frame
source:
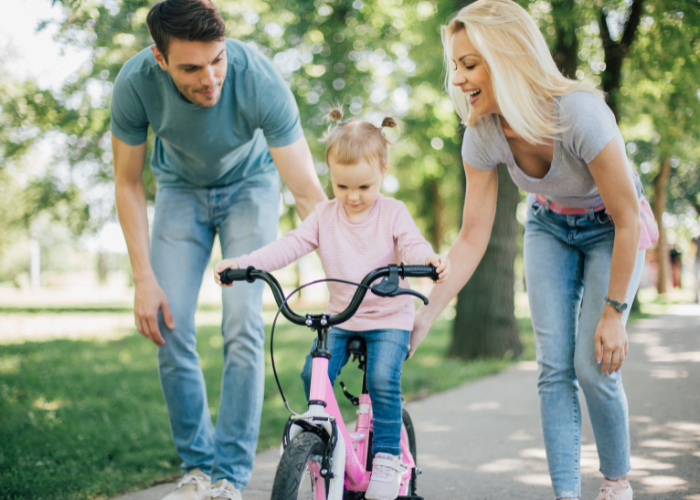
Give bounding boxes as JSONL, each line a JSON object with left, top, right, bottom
{"left": 284, "top": 327, "right": 416, "bottom": 498}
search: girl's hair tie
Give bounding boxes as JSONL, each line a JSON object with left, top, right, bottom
{"left": 328, "top": 108, "right": 344, "bottom": 122}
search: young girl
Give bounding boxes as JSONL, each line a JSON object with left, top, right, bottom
{"left": 214, "top": 109, "right": 449, "bottom": 500}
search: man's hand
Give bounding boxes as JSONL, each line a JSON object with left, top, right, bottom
{"left": 426, "top": 254, "right": 451, "bottom": 283}
{"left": 214, "top": 259, "right": 239, "bottom": 287}
{"left": 133, "top": 278, "right": 175, "bottom": 346}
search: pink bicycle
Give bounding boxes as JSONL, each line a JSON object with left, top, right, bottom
{"left": 219, "top": 263, "right": 437, "bottom": 500}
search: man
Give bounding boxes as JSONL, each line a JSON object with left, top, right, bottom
{"left": 110, "top": 1, "right": 326, "bottom": 499}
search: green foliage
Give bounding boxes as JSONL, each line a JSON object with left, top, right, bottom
{"left": 618, "top": 0, "right": 700, "bottom": 220}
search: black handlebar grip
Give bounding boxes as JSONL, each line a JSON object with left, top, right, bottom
{"left": 402, "top": 265, "right": 439, "bottom": 281}
{"left": 219, "top": 268, "right": 251, "bottom": 285}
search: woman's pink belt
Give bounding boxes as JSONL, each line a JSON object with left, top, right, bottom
{"left": 534, "top": 194, "right": 605, "bottom": 215}
{"left": 533, "top": 193, "right": 659, "bottom": 251}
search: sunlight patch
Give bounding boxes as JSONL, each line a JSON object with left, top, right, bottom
{"left": 478, "top": 458, "right": 527, "bottom": 472}
{"left": 468, "top": 401, "right": 501, "bottom": 411}
{"left": 32, "top": 396, "right": 65, "bottom": 411}
{"left": 640, "top": 439, "right": 694, "bottom": 450}
{"left": 640, "top": 475, "right": 687, "bottom": 490}
{"left": 508, "top": 430, "right": 534, "bottom": 441}
{"left": 630, "top": 456, "right": 675, "bottom": 470}
{"left": 520, "top": 448, "right": 547, "bottom": 460}
{"left": 515, "top": 474, "right": 551, "bottom": 486}
{"left": 0, "top": 355, "right": 21, "bottom": 374}
{"left": 650, "top": 369, "right": 688, "bottom": 379}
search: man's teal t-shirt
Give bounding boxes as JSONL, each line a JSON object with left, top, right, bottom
{"left": 110, "top": 38, "right": 303, "bottom": 188}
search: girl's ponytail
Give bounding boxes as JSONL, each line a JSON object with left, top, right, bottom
{"left": 328, "top": 108, "right": 344, "bottom": 122}
{"left": 381, "top": 117, "right": 397, "bottom": 129}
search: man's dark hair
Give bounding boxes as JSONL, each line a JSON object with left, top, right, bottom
{"left": 147, "top": 0, "right": 226, "bottom": 62}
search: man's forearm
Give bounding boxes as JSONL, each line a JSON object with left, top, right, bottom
{"left": 293, "top": 186, "right": 327, "bottom": 220}
{"left": 269, "top": 137, "right": 327, "bottom": 221}
{"left": 115, "top": 179, "right": 155, "bottom": 284}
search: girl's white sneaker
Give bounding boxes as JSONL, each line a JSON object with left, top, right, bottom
{"left": 365, "top": 453, "right": 407, "bottom": 500}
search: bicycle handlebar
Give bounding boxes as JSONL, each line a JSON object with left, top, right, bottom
{"left": 219, "top": 264, "right": 438, "bottom": 328}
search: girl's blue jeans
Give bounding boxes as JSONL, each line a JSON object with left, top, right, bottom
{"left": 150, "top": 179, "right": 279, "bottom": 489}
{"left": 524, "top": 195, "right": 645, "bottom": 499}
{"left": 301, "top": 327, "right": 410, "bottom": 456}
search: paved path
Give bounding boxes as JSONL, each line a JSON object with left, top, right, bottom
{"left": 116, "top": 304, "right": 700, "bottom": 500}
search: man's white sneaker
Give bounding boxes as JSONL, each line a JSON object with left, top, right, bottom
{"left": 162, "top": 469, "right": 211, "bottom": 500}
{"left": 365, "top": 453, "right": 407, "bottom": 500}
{"left": 210, "top": 479, "right": 242, "bottom": 500}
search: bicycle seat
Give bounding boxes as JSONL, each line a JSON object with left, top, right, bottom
{"left": 346, "top": 336, "right": 367, "bottom": 357}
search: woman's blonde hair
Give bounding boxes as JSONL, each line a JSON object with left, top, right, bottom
{"left": 323, "top": 108, "right": 398, "bottom": 169}
{"left": 442, "top": 0, "right": 604, "bottom": 144}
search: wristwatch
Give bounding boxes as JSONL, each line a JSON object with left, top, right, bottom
{"left": 604, "top": 296, "right": 628, "bottom": 313}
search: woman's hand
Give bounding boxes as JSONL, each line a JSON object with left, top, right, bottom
{"left": 594, "top": 308, "right": 629, "bottom": 375}
{"left": 213, "top": 259, "right": 239, "bottom": 287}
{"left": 426, "top": 254, "right": 451, "bottom": 283}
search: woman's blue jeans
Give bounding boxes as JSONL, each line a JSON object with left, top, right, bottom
{"left": 301, "top": 327, "right": 410, "bottom": 455}
{"left": 524, "top": 196, "right": 645, "bottom": 499}
{"left": 150, "top": 179, "right": 279, "bottom": 489}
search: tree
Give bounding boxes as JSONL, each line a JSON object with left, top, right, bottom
{"left": 614, "top": 0, "right": 700, "bottom": 293}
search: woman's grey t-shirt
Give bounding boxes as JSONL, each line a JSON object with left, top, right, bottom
{"left": 461, "top": 91, "right": 637, "bottom": 208}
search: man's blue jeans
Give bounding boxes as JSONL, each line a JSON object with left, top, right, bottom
{"left": 150, "top": 179, "right": 279, "bottom": 489}
{"left": 524, "top": 196, "right": 645, "bottom": 499}
{"left": 301, "top": 328, "right": 410, "bottom": 455}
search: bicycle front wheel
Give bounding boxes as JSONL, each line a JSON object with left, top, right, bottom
{"left": 271, "top": 431, "right": 330, "bottom": 500}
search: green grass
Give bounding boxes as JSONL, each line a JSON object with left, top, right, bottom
{"left": 0, "top": 313, "right": 534, "bottom": 500}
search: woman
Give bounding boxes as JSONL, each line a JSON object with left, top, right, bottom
{"left": 409, "top": 1, "right": 656, "bottom": 499}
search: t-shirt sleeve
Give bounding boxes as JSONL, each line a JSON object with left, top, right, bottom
{"left": 461, "top": 120, "right": 498, "bottom": 171}
{"left": 110, "top": 68, "right": 149, "bottom": 146}
{"left": 253, "top": 56, "right": 304, "bottom": 148}
{"left": 236, "top": 210, "right": 320, "bottom": 271}
{"left": 563, "top": 92, "right": 620, "bottom": 164}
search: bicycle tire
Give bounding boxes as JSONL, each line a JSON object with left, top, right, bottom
{"left": 402, "top": 408, "right": 417, "bottom": 464}
{"left": 271, "top": 431, "right": 331, "bottom": 500}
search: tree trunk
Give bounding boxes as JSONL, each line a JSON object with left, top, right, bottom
{"left": 551, "top": 0, "right": 579, "bottom": 79}
{"left": 652, "top": 157, "right": 671, "bottom": 294}
{"left": 450, "top": 163, "right": 522, "bottom": 359}
{"left": 599, "top": 0, "right": 645, "bottom": 118}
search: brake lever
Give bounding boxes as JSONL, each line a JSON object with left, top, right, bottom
{"left": 384, "top": 287, "right": 429, "bottom": 305}
{"left": 370, "top": 265, "right": 429, "bottom": 305}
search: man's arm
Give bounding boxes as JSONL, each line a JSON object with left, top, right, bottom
{"left": 112, "top": 135, "right": 175, "bottom": 346}
{"left": 269, "top": 136, "right": 327, "bottom": 220}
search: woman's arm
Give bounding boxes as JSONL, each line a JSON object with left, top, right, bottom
{"left": 409, "top": 162, "right": 499, "bottom": 356}
{"left": 587, "top": 136, "right": 641, "bottom": 374}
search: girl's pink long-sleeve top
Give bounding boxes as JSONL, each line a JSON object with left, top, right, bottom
{"left": 236, "top": 194, "right": 435, "bottom": 332}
